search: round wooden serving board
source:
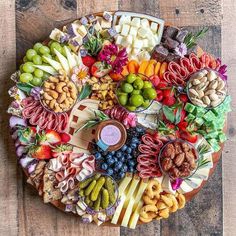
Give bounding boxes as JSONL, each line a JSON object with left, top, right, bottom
{"left": 20, "top": 11, "right": 225, "bottom": 227}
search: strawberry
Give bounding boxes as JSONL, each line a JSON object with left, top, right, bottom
{"left": 179, "top": 130, "right": 198, "bottom": 143}
{"left": 91, "top": 61, "right": 112, "bottom": 78}
{"left": 30, "top": 145, "right": 52, "bottom": 160}
{"left": 82, "top": 55, "right": 96, "bottom": 68}
{"left": 179, "top": 94, "right": 189, "bottom": 103}
{"left": 39, "top": 130, "right": 61, "bottom": 145}
{"left": 150, "top": 75, "right": 160, "bottom": 88}
{"left": 163, "top": 88, "right": 175, "bottom": 98}
{"left": 177, "top": 121, "right": 188, "bottom": 130}
{"left": 155, "top": 89, "right": 164, "bottom": 102}
{"left": 157, "top": 81, "right": 168, "bottom": 89}
{"left": 60, "top": 133, "right": 71, "bottom": 143}
{"left": 162, "top": 97, "right": 176, "bottom": 106}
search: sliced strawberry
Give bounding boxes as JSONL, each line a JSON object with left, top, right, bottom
{"left": 177, "top": 121, "right": 188, "bottom": 130}
{"left": 162, "top": 97, "right": 176, "bottom": 106}
{"left": 150, "top": 75, "right": 160, "bottom": 88}
{"left": 155, "top": 89, "right": 164, "bottom": 102}
{"left": 157, "top": 81, "right": 168, "bottom": 89}
{"left": 163, "top": 88, "right": 174, "bottom": 98}
{"left": 39, "top": 130, "right": 61, "bottom": 145}
{"left": 91, "top": 61, "right": 112, "bottom": 78}
{"left": 60, "top": 133, "right": 71, "bottom": 143}
{"left": 30, "top": 145, "right": 52, "bottom": 160}
{"left": 82, "top": 55, "right": 96, "bottom": 68}
{"left": 179, "top": 94, "right": 189, "bottom": 103}
{"left": 179, "top": 130, "right": 198, "bottom": 143}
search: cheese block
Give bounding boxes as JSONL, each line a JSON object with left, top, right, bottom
{"left": 121, "top": 24, "right": 130, "bottom": 36}
{"left": 128, "top": 201, "right": 144, "bottom": 229}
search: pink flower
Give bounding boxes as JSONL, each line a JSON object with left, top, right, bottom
{"left": 123, "top": 113, "right": 137, "bottom": 128}
{"left": 174, "top": 43, "right": 187, "bottom": 58}
{"left": 98, "top": 44, "right": 128, "bottom": 73}
{"left": 171, "top": 178, "right": 183, "bottom": 190}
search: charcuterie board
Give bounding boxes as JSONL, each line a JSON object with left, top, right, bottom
{"left": 8, "top": 10, "right": 231, "bottom": 228}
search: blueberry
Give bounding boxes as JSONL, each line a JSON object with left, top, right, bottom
{"left": 131, "top": 137, "right": 139, "bottom": 143}
{"left": 121, "top": 145, "right": 127, "bottom": 152}
{"left": 121, "top": 165, "right": 128, "bottom": 172}
{"left": 115, "top": 162, "right": 122, "bottom": 170}
{"left": 106, "top": 154, "right": 113, "bottom": 159}
{"left": 107, "top": 158, "right": 115, "bottom": 166}
{"left": 126, "top": 147, "right": 132, "bottom": 154}
{"left": 130, "top": 143, "right": 137, "bottom": 149}
{"left": 119, "top": 155, "right": 125, "bottom": 162}
{"left": 136, "top": 126, "right": 145, "bottom": 133}
{"left": 114, "top": 167, "right": 120, "bottom": 172}
{"left": 107, "top": 168, "right": 114, "bottom": 176}
{"left": 116, "top": 151, "right": 122, "bottom": 158}
{"left": 101, "top": 163, "right": 108, "bottom": 170}
{"left": 128, "top": 166, "right": 134, "bottom": 172}
{"left": 126, "top": 154, "right": 132, "bottom": 159}
{"left": 94, "top": 152, "right": 102, "bottom": 160}
{"left": 129, "top": 160, "right": 136, "bottom": 166}
{"left": 110, "top": 151, "right": 115, "bottom": 155}
{"left": 118, "top": 172, "right": 125, "bottom": 179}
{"left": 113, "top": 157, "right": 118, "bottom": 163}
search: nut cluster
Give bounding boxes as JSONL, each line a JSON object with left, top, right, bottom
{"left": 41, "top": 75, "right": 77, "bottom": 113}
{"left": 160, "top": 141, "right": 198, "bottom": 179}
{"left": 87, "top": 75, "right": 118, "bottom": 110}
{"left": 188, "top": 69, "right": 227, "bottom": 108}
{"left": 139, "top": 180, "right": 186, "bottom": 222}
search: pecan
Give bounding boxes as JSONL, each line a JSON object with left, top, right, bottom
{"left": 161, "top": 158, "right": 173, "bottom": 171}
{"left": 169, "top": 167, "right": 180, "bottom": 179}
{"left": 163, "top": 144, "right": 175, "bottom": 159}
{"left": 181, "top": 142, "right": 190, "bottom": 152}
{"left": 179, "top": 162, "right": 191, "bottom": 177}
{"left": 174, "top": 142, "right": 182, "bottom": 154}
{"left": 174, "top": 153, "right": 185, "bottom": 167}
{"left": 185, "top": 151, "right": 196, "bottom": 170}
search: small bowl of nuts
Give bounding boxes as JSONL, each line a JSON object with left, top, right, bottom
{"left": 158, "top": 139, "right": 199, "bottom": 180}
{"left": 187, "top": 69, "right": 227, "bottom": 108}
{"left": 40, "top": 74, "right": 78, "bottom": 113}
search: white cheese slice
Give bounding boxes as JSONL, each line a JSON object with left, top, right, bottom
{"left": 126, "top": 46, "right": 132, "bottom": 54}
{"left": 126, "top": 35, "right": 133, "bottom": 44}
{"left": 150, "top": 22, "right": 158, "bottom": 32}
{"left": 115, "top": 35, "right": 123, "bottom": 45}
{"left": 49, "top": 28, "right": 65, "bottom": 42}
{"left": 141, "top": 18, "right": 149, "bottom": 28}
{"left": 121, "top": 24, "right": 130, "bottom": 36}
{"left": 131, "top": 17, "right": 141, "bottom": 28}
{"left": 133, "top": 39, "right": 143, "bottom": 49}
{"left": 142, "top": 39, "right": 149, "bottom": 48}
{"left": 137, "top": 27, "right": 149, "bottom": 38}
{"left": 129, "top": 26, "right": 138, "bottom": 37}
{"left": 148, "top": 36, "right": 156, "bottom": 47}
{"left": 93, "top": 21, "right": 102, "bottom": 32}
{"left": 115, "top": 25, "right": 121, "bottom": 33}
{"left": 132, "top": 48, "right": 141, "bottom": 55}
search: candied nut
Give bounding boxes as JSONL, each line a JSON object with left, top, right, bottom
{"left": 174, "top": 142, "right": 182, "bottom": 154}
{"left": 179, "top": 162, "right": 191, "bottom": 177}
{"left": 163, "top": 143, "right": 175, "bottom": 159}
{"left": 169, "top": 167, "right": 180, "bottom": 179}
{"left": 181, "top": 142, "right": 190, "bottom": 152}
{"left": 161, "top": 158, "right": 173, "bottom": 172}
{"left": 174, "top": 153, "right": 185, "bottom": 167}
{"left": 185, "top": 151, "right": 196, "bottom": 169}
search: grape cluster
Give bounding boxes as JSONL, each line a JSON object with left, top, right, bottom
{"left": 93, "top": 126, "right": 145, "bottom": 180}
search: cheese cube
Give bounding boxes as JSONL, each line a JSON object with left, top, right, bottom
{"left": 132, "top": 48, "right": 141, "bottom": 55}
{"left": 121, "top": 24, "right": 130, "bottom": 36}
{"left": 150, "top": 22, "right": 158, "bottom": 32}
{"left": 93, "top": 21, "right": 102, "bottom": 32}
{"left": 142, "top": 39, "right": 149, "bottom": 47}
{"left": 148, "top": 36, "right": 156, "bottom": 47}
{"left": 101, "top": 18, "right": 112, "bottom": 29}
{"left": 77, "top": 25, "right": 87, "bottom": 37}
{"left": 115, "top": 35, "right": 123, "bottom": 45}
{"left": 133, "top": 39, "right": 143, "bottom": 49}
{"left": 141, "top": 18, "right": 149, "bottom": 28}
{"left": 138, "top": 50, "right": 151, "bottom": 61}
{"left": 126, "top": 46, "right": 132, "bottom": 54}
{"left": 129, "top": 26, "right": 138, "bottom": 37}
{"left": 131, "top": 17, "right": 141, "bottom": 28}
{"left": 126, "top": 35, "right": 133, "bottom": 45}
{"left": 137, "top": 27, "right": 149, "bottom": 38}
{"left": 115, "top": 25, "right": 121, "bottom": 33}
{"left": 119, "top": 15, "right": 131, "bottom": 25}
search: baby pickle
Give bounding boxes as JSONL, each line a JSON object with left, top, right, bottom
{"left": 85, "top": 180, "right": 97, "bottom": 196}
{"left": 105, "top": 177, "right": 116, "bottom": 205}
{"left": 79, "top": 177, "right": 93, "bottom": 189}
{"left": 85, "top": 196, "right": 91, "bottom": 205}
{"left": 93, "top": 192, "right": 101, "bottom": 211}
{"left": 79, "top": 189, "right": 85, "bottom": 197}
{"left": 101, "top": 188, "right": 109, "bottom": 209}
{"left": 90, "top": 177, "right": 105, "bottom": 201}
{"left": 88, "top": 201, "right": 94, "bottom": 208}
{"left": 94, "top": 173, "right": 101, "bottom": 180}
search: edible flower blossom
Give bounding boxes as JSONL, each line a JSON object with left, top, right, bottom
{"left": 123, "top": 113, "right": 137, "bottom": 129}
{"left": 98, "top": 44, "right": 128, "bottom": 73}
{"left": 71, "top": 64, "right": 90, "bottom": 89}
{"left": 217, "top": 59, "right": 228, "bottom": 81}
{"left": 171, "top": 178, "right": 183, "bottom": 190}
{"left": 174, "top": 43, "right": 187, "bottom": 58}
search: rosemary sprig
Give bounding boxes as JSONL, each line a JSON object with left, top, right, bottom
{"left": 184, "top": 28, "right": 209, "bottom": 49}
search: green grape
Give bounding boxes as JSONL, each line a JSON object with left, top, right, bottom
{"left": 31, "top": 77, "right": 42, "bottom": 86}
{"left": 34, "top": 68, "right": 44, "bottom": 78}
{"left": 20, "top": 73, "right": 33, "bottom": 83}
{"left": 32, "top": 55, "right": 42, "bottom": 65}
{"left": 50, "top": 42, "right": 62, "bottom": 55}
{"left": 42, "top": 71, "right": 50, "bottom": 80}
{"left": 48, "top": 40, "right": 53, "bottom": 47}
{"left": 42, "top": 53, "right": 52, "bottom": 63}
{"left": 22, "top": 62, "right": 35, "bottom": 73}
{"left": 19, "top": 64, "right": 24, "bottom": 72}
{"left": 33, "top": 42, "right": 43, "bottom": 52}
{"left": 39, "top": 45, "right": 50, "bottom": 55}
{"left": 26, "top": 49, "right": 37, "bottom": 61}
{"left": 23, "top": 56, "right": 28, "bottom": 63}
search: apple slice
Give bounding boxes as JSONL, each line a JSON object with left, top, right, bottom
{"left": 33, "top": 65, "right": 56, "bottom": 75}
{"left": 64, "top": 46, "right": 77, "bottom": 70}
{"left": 129, "top": 201, "right": 144, "bottom": 229}
{"left": 54, "top": 49, "right": 70, "bottom": 74}
{"left": 42, "top": 56, "right": 62, "bottom": 71}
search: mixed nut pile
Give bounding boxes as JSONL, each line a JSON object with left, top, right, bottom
{"left": 188, "top": 69, "right": 227, "bottom": 108}
{"left": 41, "top": 74, "right": 78, "bottom": 112}
{"left": 160, "top": 140, "right": 198, "bottom": 179}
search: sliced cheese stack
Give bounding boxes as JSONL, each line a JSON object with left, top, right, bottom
{"left": 114, "top": 13, "right": 164, "bottom": 61}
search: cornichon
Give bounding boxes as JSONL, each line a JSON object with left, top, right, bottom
{"left": 93, "top": 192, "right": 101, "bottom": 211}
{"left": 105, "top": 177, "right": 116, "bottom": 205}
{"left": 90, "top": 177, "right": 105, "bottom": 201}
{"left": 94, "top": 173, "right": 101, "bottom": 180}
{"left": 79, "top": 189, "right": 85, "bottom": 197}
{"left": 85, "top": 196, "right": 91, "bottom": 205}
{"left": 79, "top": 177, "right": 93, "bottom": 189}
{"left": 101, "top": 188, "right": 109, "bottom": 209}
{"left": 85, "top": 180, "right": 97, "bottom": 196}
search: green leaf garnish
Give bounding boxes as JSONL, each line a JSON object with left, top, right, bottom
{"left": 16, "top": 82, "right": 34, "bottom": 95}
{"left": 162, "top": 106, "right": 175, "bottom": 123}
{"left": 78, "top": 83, "right": 92, "bottom": 101}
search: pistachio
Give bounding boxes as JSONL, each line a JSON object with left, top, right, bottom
{"left": 209, "top": 93, "right": 219, "bottom": 101}
{"left": 191, "top": 98, "right": 207, "bottom": 107}
{"left": 201, "top": 76, "right": 207, "bottom": 83}
{"left": 205, "top": 89, "right": 216, "bottom": 96}
{"left": 209, "top": 80, "right": 218, "bottom": 90}
{"left": 202, "top": 96, "right": 211, "bottom": 106}
{"left": 207, "top": 70, "right": 217, "bottom": 81}
{"left": 211, "top": 100, "right": 221, "bottom": 107}
{"left": 192, "top": 79, "right": 201, "bottom": 85}
{"left": 216, "top": 80, "right": 225, "bottom": 90}
{"left": 197, "top": 90, "right": 204, "bottom": 98}
{"left": 189, "top": 89, "right": 199, "bottom": 97}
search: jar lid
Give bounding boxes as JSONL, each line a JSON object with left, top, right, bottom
{"left": 95, "top": 120, "right": 127, "bottom": 151}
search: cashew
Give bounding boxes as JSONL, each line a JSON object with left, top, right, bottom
{"left": 56, "top": 82, "right": 67, "bottom": 93}
{"left": 57, "top": 93, "right": 67, "bottom": 103}
{"left": 49, "top": 99, "right": 56, "bottom": 109}
{"left": 43, "top": 92, "right": 53, "bottom": 100}
{"left": 44, "top": 82, "right": 52, "bottom": 88}
{"left": 70, "top": 90, "right": 77, "bottom": 100}
{"left": 49, "top": 76, "right": 59, "bottom": 83}
{"left": 47, "top": 90, "right": 58, "bottom": 99}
